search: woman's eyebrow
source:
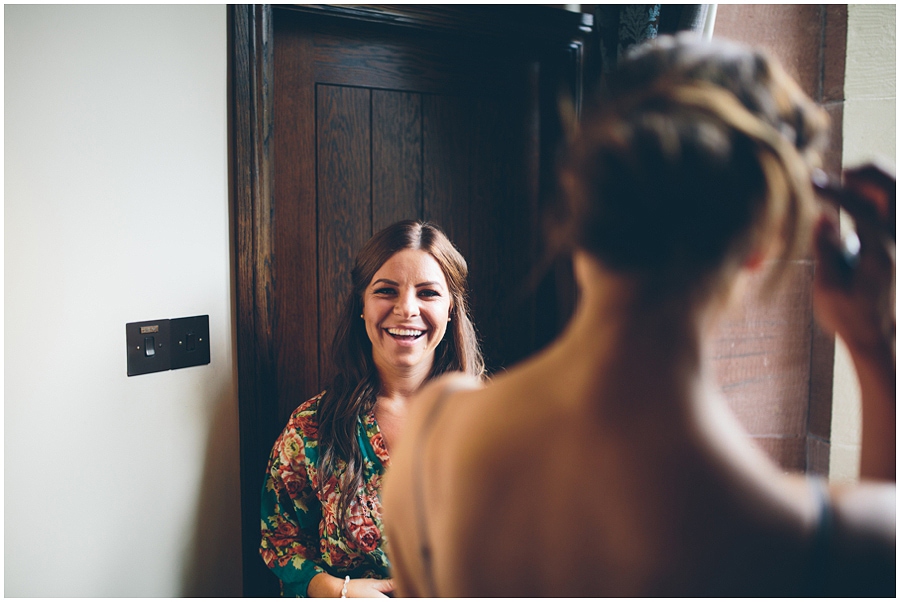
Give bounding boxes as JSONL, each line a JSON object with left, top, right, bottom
{"left": 371, "top": 278, "right": 444, "bottom": 289}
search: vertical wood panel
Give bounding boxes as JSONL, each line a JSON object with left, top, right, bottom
{"left": 468, "top": 96, "right": 508, "bottom": 371}
{"left": 317, "top": 85, "right": 372, "bottom": 384}
{"left": 423, "top": 94, "right": 471, "bottom": 260}
{"left": 534, "top": 54, "right": 577, "bottom": 349}
{"left": 274, "top": 19, "right": 319, "bottom": 426}
{"left": 372, "top": 90, "right": 422, "bottom": 229}
{"left": 468, "top": 92, "right": 536, "bottom": 371}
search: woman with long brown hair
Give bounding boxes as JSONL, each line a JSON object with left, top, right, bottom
{"left": 383, "top": 35, "right": 895, "bottom": 596}
{"left": 260, "top": 220, "right": 484, "bottom": 597}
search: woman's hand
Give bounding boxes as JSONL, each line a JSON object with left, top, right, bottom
{"left": 307, "top": 573, "right": 394, "bottom": 598}
{"left": 344, "top": 578, "right": 394, "bottom": 598}
{"left": 812, "top": 163, "right": 895, "bottom": 355}
{"left": 813, "top": 162, "right": 896, "bottom": 481}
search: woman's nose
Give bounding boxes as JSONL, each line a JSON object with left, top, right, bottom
{"left": 394, "top": 290, "right": 419, "bottom": 317}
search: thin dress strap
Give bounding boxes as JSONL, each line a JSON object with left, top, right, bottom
{"left": 411, "top": 384, "right": 465, "bottom": 598}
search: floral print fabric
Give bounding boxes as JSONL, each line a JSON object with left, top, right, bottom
{"left": 260, "top": 393, "right": 391, "bottom": 597}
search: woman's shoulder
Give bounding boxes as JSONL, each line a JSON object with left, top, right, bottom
{"left": 424, "top": 371, "right": 485, "bottom": 401}
{"left": 412, "top": 373, "right": 484, "bottom": 421}
{"left": 388, "top": 373, "right": 484, "bottom": 473}
{"left": 266, "top": 393, "right": 326, "bottom": 475}
{"left": 283, "top": 391, "right": 326, "bottom": 438}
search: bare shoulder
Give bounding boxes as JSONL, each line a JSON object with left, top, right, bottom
{"left": 827, "top": 481, "right": 896, "bottom": 596}
{"left": 383, "top": 372, "right": 483, "bottom": 500}
{"left": 413, "top": 372, "right": 485, "bottom": 416}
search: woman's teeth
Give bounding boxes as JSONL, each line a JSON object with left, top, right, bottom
{"left": 387, "top": 328, "right": 424, "bottom": 338}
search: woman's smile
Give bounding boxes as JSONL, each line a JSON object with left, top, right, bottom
{"left": 384, "top": 327, "right": 427, "bottom": 343}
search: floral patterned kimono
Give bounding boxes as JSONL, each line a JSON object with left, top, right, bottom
{"left": 260, "top": 393, "right": 391, "bottom": 597}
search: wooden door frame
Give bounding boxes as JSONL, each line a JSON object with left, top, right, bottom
{"left": 230, "top": 5, "right": 592, "bottom": 594}
{"left": 231, "top": 4, "right": 278, "bottom": 596}
{"left": 229, "top": 5, "right": 277, "bottom": 596}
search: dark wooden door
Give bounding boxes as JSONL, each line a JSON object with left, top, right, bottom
{"left": 232, "top": 6, "right": 591, "bottom": 595}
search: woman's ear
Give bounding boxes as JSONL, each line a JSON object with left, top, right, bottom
{"left": 743, "top": 248, "right": 766, "bottom": 271}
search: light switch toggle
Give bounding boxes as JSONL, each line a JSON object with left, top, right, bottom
{"left": 170, "top": 316, "right": 209, "bottom": 370}
{"left": 144, "top": 336, "right": 156, "bottom": 357}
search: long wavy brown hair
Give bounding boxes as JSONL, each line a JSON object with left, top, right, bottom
{"left": 316, "top": 220, "right": 484, "bottom": 537}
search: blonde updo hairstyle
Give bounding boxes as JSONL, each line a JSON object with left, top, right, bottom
{"left": 557, "top": 34, "right": 829, "bottom": 301}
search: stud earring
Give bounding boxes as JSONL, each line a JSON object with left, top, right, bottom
{"left": 360, "top": 314, "right": 364, "bottom": 319}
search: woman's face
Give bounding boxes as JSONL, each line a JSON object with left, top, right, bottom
{"left": 362, "top": 248, "right": 452, "bottom": 377}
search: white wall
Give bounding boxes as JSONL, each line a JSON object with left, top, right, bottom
{"left": 830, "top": 3, "right": 896, "bottom": 483}
{"left": 5, "top": 5, "right": 242, "bottom": 596}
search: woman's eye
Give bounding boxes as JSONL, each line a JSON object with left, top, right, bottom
{"left": 419, "top": 289, "right": 440, "bottom": 298}
{"left": 374, "top": 288, "right": 396, "bottom": 295}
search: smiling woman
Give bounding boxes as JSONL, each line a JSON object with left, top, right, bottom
{"left": 259, "top": 220, "right": 484, "bottom": 597}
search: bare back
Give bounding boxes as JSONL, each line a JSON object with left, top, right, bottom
{"left": 383, "top": 338, "right": 895, "bottom": 597}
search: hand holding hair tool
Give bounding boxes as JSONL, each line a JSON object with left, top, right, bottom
{"left": 811, "top": 164, "right": 895, "bottom": 288}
